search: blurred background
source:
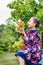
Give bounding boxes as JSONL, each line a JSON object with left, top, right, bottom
{"left": 0, "top": 0, "right": 43, "bottom": 65}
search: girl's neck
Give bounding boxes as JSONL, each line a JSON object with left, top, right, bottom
{"left": 30, "top": 27, "right": 37, "bottom": 30}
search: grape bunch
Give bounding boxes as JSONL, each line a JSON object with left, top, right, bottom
{"left": 18, "top": 19, "right": 24, "bottom": 32}
{"left": 17, "top": 40, "right": 26, "bottom": 50}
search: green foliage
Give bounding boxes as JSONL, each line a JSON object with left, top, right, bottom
{"left": 11, "top": 41, "right": 20, "bottom": 52}
{"left": 0, "top": 52, "right": 19, "bottom": 65}
{"left": 0, "top": 0, "right": 43, "bottom": 52}
{"left": 7, "top": 0, "right": 43, "bottom": 30}
{"left": 0, "top": 22, "right": 21, "bottom": 52}
{"left": 0, "top": 24, "right": 15, "bottom": 51}
{"left": 42, "top": 49, "right": 43, "bottom": 54}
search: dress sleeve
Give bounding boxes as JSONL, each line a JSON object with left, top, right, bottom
{"left": 24, "top": 31, "right": 40, "bottom": 46}
{"left": 18, "top": 30, "right": 28, "bottom": 36}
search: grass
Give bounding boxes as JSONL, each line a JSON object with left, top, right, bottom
{"left": 0, "top": 51, "right": 19, "bottom": 65}
{"left": 0, "top": 51, "right": 43, "bottom": 65}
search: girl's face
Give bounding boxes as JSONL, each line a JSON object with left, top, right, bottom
{"left": 28, "top": 18, "right": 36, "bottom": 28}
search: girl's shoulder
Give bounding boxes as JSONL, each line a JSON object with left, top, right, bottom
{"left": 33, "top": 30, "right": 40, "bottom": 38}
{"left": 24, "top": 29, "right": 40, "bottom": 36}
{"left": 30, "top": 29, "right": 40, "bottom": 37}
{"left": 30, "top": 29, "right": 40, "bottom": 34}
{"left": 35, "top": 30, "right": 40, "bottom": 35}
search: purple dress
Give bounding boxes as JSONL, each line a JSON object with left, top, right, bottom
{"left": 15, "top": 29, "right": 42, "bottom": 65}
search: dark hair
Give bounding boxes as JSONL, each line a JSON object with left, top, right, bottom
{"left": 31, "top": 17, "right": 40, "bottom": 28}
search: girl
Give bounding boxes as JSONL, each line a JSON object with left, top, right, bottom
{"left": 15, "top": 17, "right": 42, "bottom": 65}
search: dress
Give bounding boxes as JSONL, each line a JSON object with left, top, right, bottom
{"left": 15, "top": 29, "right": 42, "bottom": 65}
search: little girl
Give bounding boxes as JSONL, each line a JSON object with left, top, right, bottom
{"left": 15, "top": 17, "right": 42, "bottom": 65}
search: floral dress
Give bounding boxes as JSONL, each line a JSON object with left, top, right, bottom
{"left": 15, "top": 29, "right": 42, "bottom": 65}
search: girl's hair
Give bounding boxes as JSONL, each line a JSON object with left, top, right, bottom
{"left": 31, "top": 17, "right": 40, "bottom": 28}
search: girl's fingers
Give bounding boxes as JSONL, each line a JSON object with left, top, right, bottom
{"left": 18, "top": 31, "right": 24, "bottom": 34}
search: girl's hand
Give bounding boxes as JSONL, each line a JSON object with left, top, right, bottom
{"left": 18, "top": 30, "right": 24, "bottom": 34}
{"left": 18, "top": 31, "right": 26, "bottom": 37}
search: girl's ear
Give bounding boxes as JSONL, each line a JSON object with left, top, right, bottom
{"left": 34, "top": 22, "right": 36, "bottom": 27}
